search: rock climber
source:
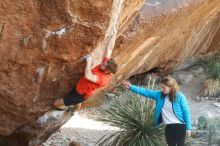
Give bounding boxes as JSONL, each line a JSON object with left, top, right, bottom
{"left": 53, "top": 29, "right": 118, "bottom": 113}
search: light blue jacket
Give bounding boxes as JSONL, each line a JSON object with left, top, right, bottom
{"left": 129, "top": 85, "right": 192, "bottom": 130}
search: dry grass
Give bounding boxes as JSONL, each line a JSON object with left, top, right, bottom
{"left": 201, "top": 54, "right": 220, "bottom": 98}
{"left": 201, "top": 79, "right": 220, "bottom": 97}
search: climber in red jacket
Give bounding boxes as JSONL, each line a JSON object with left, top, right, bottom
{"left": 53, "top": 28, "right": 118, "bottom": 113}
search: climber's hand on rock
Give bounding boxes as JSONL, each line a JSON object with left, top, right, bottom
{"left": 80, "top": 54, "right": 92, "bottom": 62}
{"left": 121, "top": 80, "right": 131, "bottom": 89}
{"left": 86, "top": 54, "right": 92, "bottom": 62}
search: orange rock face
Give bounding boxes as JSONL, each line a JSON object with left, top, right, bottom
{"left": 0, "top": 0, "right": 220, "bottom": 145}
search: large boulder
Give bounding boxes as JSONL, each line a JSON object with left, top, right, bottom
{"left": 0, "top": 0, "right": 220, "bottom": 145}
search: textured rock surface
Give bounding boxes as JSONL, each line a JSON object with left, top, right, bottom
{"left": 0, "top": 0, "right": 220, "bottom": 145}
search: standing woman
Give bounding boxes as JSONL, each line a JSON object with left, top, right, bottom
{"left": 121, "top": 75, "right": 192, "bottom": 146}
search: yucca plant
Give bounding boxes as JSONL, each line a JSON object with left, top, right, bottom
{"left": 97, "top": 92, "right": 165, "bottom": 146}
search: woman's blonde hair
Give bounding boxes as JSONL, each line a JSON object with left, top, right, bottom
{"left": 161, "top": 75, "right": 179, "bottom": 102}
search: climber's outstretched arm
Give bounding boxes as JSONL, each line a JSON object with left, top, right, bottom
{"left": 84, "top": 55, "right": 98, "bottom": 83}
{"left": 102, "top": 26, "right": 117, "bottom": 59}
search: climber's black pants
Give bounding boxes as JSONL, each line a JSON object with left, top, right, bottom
{"left": 165, "top": 123, "right": 186, "bottom": 146}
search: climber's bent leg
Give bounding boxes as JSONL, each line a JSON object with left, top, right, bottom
{"left": 54, "top": 87, "right": 85, "bottom": 111}
{"left": 73, "top": 103, "right": 82, "bottom": 112}
{"left": 53, "top": 98, "right": 65, "bottom": 110}
{"left": 63, "top": 87, "right": 85, "bottom": 106}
